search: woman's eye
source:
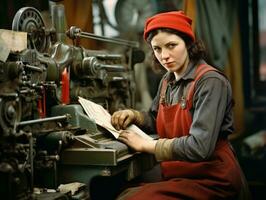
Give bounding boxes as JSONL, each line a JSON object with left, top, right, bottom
{"left": 168, "top": 43, "right": 177, "bottom": 48}
{"left": 153, "top": 47, "right": 161, "bottom": 53}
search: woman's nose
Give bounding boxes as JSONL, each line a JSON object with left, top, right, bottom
{"left": 161, "top": 49, "right": 170, "bottom": 59}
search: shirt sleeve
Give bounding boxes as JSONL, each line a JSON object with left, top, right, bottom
{"left": 171, "top": 72, "right": 233, "bottom": 161}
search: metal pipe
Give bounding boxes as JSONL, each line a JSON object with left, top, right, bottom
{"left": 67, "top": 26, "right": 139, "bottom": 48}
{"left": 18, "top": 114, "right": 70, "bottom": 126}
{"left": 25, "top": 64, "right": 44, "bottom": 72}
{"left": 29, "top": 132, "right": 34, "bottom": 192}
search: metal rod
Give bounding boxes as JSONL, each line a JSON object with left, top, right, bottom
{"left": 100, "top": 64, "right": 125, "bottom": 72}
{"left": 79, "top": 31, "right": 139, "bottom": 48}
{"left": 18, "top": 114, "right": 70, "bottom": 126}
{"left": 29, "top": 132, "right": 34, "bottom": 193}
{"left": 67, "top": 26, "right": 139, "bottom": 48}
{"left": 25, "top": 64, "right": 44, "bottom": 72}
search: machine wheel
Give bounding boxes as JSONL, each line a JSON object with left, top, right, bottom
{"left": 12, "top": 7, "right": 47, "bottom": 52}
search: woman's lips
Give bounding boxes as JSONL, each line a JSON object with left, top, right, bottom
{"left": 164, "top": 62, "right": 174, "bottom": 68}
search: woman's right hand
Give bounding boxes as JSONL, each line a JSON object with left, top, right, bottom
{"left": 111, "top": 109, "right": 136, "bottom": 130}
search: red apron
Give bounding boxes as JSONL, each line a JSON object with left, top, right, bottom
{"left": 126, "top": 64, "right": 246, "bottom": 199}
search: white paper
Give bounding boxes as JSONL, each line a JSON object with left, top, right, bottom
{"left": 0, "top": 37, "right": 10, "bottom": 62}
{"left": 0, "top": 29, "right": 27, "bottom": 52}
{"left": 78, "top": 96, "right": 153, "bottom": 140}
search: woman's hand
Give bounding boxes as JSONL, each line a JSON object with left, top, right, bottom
{"left": 118, "top": 130, "right": 157, "bottom": 153}
{"left": 111, "top": 109, "right": 145, "bottom": 130}
{"left": 111, "top": 109, "right": 136, "bottom": 130}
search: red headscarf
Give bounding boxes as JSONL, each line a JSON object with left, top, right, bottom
{"left": 143, "top": 11, "right": 195, "bottom": 42}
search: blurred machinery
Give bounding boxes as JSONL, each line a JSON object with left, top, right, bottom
{"left": 0, "top": 5, "right": 154, "bottom": 200}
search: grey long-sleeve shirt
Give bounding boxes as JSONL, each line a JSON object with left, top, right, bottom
{"left": 141, "top": 60, "right": 234, "bottom": 162}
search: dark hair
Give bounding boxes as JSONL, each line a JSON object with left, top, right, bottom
{"left": 146, "top": 28, "right": 207, "bottom": 72}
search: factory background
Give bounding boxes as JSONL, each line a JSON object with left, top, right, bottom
{"left": 0, "top": 0, "right": 266, "bottom": 199}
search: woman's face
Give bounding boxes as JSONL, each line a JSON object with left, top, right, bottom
{"left": 151, "top": 31, "right": 189, "bottom": 75}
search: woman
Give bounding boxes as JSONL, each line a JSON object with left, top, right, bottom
{"left": 111, "top": 11, "right": 250, "bottom": 200}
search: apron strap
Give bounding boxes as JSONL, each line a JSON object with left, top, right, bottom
{"left": 187, "top": 64, "right": 218, "bottom": 101}
{"left": 159, "top": 79, "right": 168, "bottom": 104}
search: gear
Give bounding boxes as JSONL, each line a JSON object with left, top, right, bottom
{"left": 12, "top": 7, "right": 47, "bottom": 52}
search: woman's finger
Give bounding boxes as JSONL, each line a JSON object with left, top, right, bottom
{"left": 118, "top": 134, "right": 128, "bottom": 144}
{"left": 111, "top": 112, "right": 120, "bottom": 129}
{"left": 118, "top": 112, "right": 128, "bottom": 129}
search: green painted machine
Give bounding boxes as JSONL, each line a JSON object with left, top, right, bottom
{"left": 0, "top": 5, "right": 155, "bottom": 200}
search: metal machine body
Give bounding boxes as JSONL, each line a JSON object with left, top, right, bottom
{"left": 0, "top": 6, "right": 154, "bottom": 200}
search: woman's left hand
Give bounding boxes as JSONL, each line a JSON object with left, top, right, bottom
{"left": 118, "top": 130, "right": 157, "bottom": 153}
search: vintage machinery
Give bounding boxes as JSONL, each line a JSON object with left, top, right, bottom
{"left": 0, "top": 6, "right": 155, "bottom": 200}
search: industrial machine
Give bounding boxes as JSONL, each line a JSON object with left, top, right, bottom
{"left": 0, "top": 5, "right": 155, "bottom": 200}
